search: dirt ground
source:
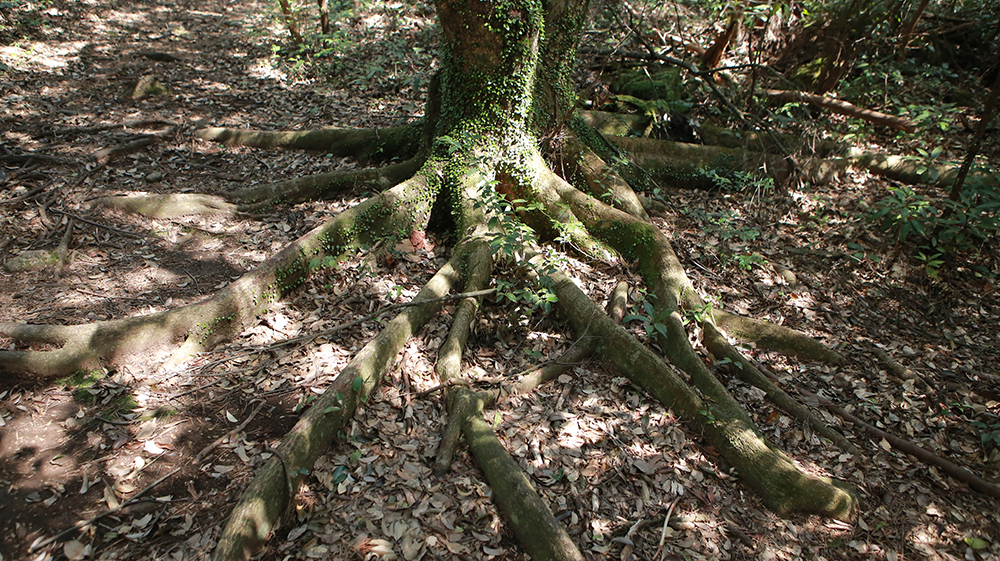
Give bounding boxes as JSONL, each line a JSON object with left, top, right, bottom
{"left": 1, "top": 0, "right": 999, "bottom": 560}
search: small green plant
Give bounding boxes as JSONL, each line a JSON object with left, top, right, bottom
{"left": 496, "top": 277, "right": 559, "bottom": 315}
{"left": 703, "top": 169, "right": 774, "bottom": 195}
{"left": 913, "top": 146, "right": 945, "bottom": 183}
{"left": 936, "top": 404, "right": 1000, "bottom": 454}
{"left": 683, "top": 302, "right": 714, "bottom": 325}
{"left": 971, "top": 419, "right": 1000, "bottom": 453}
{"left": 914, "top": 247, "right": 944, "bottom": 279}
{"left": 699, "top": 407, "right": 716, "bottom": 424}
{"left": 872, "top": 167, "right": 1000, "bottom": 278}
{"left": 734, "top": 252, "right": 767, "bottom": 270}
{"left": 872, "top": 185, "right": 938, "bottom": 242}
{"left": 623, "top": 293, "right": 669, "bottom": 339}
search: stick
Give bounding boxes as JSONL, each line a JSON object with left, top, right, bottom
{"left": 48, "top": 208, "right": 145, "bottom": 239}
{"left": 29, "top": 400, "right": 267, "bottom": 552}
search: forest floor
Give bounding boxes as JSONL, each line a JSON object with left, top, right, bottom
{"left": 1, "top": 0, "right": 999, "bottom": 560}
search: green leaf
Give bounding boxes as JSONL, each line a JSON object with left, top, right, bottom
{"left": 323, "top": 406, "right": 341, "bottom": 414}
{"left": 352, "top": 376, "right": 364, "bottom": 392}
{"left": 964, "top": 537, "right": 989, "bottom": 550}
{"left": 332, "top": 465, "right": 348, "bottom": 484}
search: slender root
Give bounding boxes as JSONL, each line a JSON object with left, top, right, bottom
{"left": 433, "top": 237, "right": 491, "bottom": 476}
{"left": 701, "top": 322, "right": 861, "bottom": 457}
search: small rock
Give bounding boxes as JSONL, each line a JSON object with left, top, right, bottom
{"left": 146, "top": 171, "right": 164, "bottom": 182}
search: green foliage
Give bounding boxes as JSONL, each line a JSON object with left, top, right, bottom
{"left": 496, "top": 277, "right": 559, "bottom": 315}
{"left": 938, "top": 403, "right": 1000, "bottom": 454}
{"left": 703, "top": 169, "right": 774, "bottom": 195}
{"left": 914, "top": 248, "right": 944, "bottom": 279}
{"left": 971, "top": 419, "right": 1000, "bottom": 453}
{"left": 623, "top": 291, "right": 669, "bottom": 339}
{"left": 734, "top": 253, "right": 767, "bottom": 270}
{"left": 872, "top": 169, "right": 1000, "bottom": 258}
{"left": 682, "top": 301, "right": 714, "bottom": 325}
{"left": 871, "top": 186, "right": 937, "bottom": 242}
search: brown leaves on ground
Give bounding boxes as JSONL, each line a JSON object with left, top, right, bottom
{"left": 1, "top": 0, "right": 999, "bottom": 560}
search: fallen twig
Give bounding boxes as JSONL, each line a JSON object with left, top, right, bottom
{"left": 817, "top": 393, "right": 1000, "bottom": 499}
{"left": 29, "top": 400, "right": 267, "bottom": 553}
{"left": 757, "top": 89, "right": 916, "bottom": 132}
{"left": 48, "top": 208, "right": 145, "bottom": 239}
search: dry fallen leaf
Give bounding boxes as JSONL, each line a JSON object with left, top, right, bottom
{"left": 63, "top": 539, "right": 91, "bottom": 560}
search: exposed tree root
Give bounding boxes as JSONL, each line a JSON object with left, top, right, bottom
{"left": 498, "top": 281, "right": 629, "bottom": 400}
{"left": 546, "top": 263, "right": 857, "bottom": 520}
{"left": 426, "top": 237, "right": 585, "bottom": 561}
{"left": 212, "top": 247, "right": 467, "bottom": 561}
{"left": 432, "top": 238, "right": 492, "bottom": 476}
{"left": 561, "top": 138, "right": 649, "bottom": 221}
{"left": 229, "top": 157, "right": 423, "bottom": 209}
{"left": 701, "top": 323, "right": 861, "bottom": 457}
{"left": 531, "top": 155, "right": 857, "bottom": 519}
{"left": 195, "top": 123, "right": 422, "bottom": 162}
{"left": 581, "top": 109, "right": 998, "bottom": 190}
{"left": 463, "top": 409, "right": 585, "bottom": 561}
{"left": 0, "top": 171, "right": 438, "bottom": 378}
{"left": 92, "top": 193, "right": 237, "bottom": 219}
{"left": 755, "top": 363, "right": 1000, "bottom": 501}
{"left": 608, "top": 135, "right": 794, "bottom": 188}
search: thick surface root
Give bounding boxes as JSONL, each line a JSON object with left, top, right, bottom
{"left": 547, "top": 267, "right": 858, "bottom": 520}
{"left": 1, "top": 168, "right": 439, "bottom": 378}
{"left": 195, "top": 124, "right": 422, "bottom": 162}
{"left": 212, "top": 252, "right": 466, "bottom": 561}
{"left": 92, "top": 193, "right": 236, "bottom": 219}
{"left": 530, "top": 158, "right": 858, "bottom": 519}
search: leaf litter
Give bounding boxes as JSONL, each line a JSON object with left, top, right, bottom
{"left": 0, "top": 0, "right": 998, "bottom": 559}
